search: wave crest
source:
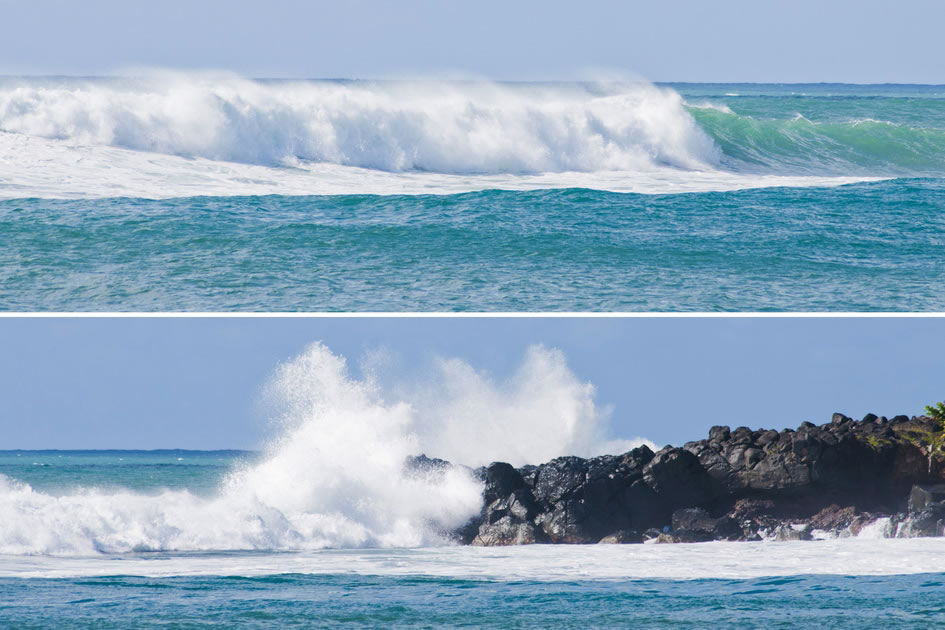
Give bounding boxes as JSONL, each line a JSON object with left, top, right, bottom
{"left": 0, "top": 75, "right": 720, "bottom": 174}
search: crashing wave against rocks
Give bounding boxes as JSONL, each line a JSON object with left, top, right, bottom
{"left": 420, "top": 413, "right": 945, "bottom": 545}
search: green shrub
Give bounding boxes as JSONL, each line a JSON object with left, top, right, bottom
{"left": 927, "top": 401, "right": 945, "bottom": 424}
{"left": 863, "top": 434, "right": 891, "bottom": 451}
{"left": 904, "top": 400, "right": 945, "bottom": 475}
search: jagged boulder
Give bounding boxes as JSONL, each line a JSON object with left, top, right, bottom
{"left": 530, "top": 447, "right": 657, "bottom": 543}
{"left": 908, "top": 485, "right": 945, "bottom": 513}
{"left": 461, "top": 462, "right": 542, "bottom": 545}
{"left": 481, "top": 462, "right": 528, "bottom": 505}
{"left": 473, "top": 516, "right": 545, "bottom": 546}
{"left": 598, "top": 529, "right": 644, "bottom": 544}
{"left": 671, "top": 507, "right": 741, "bottom": 541}
{"left": 897, "top": 502, "right": 945, "bottom": 538}
{"left": 403, "top": 454, "right": 453, "bottom": 479}
{"left": 638, "top": 447, "right": 715, "bottom": 528}
{"left": 808, "top": 504, "right": 858, "bottom": 531}
{"left": 684, "top": 414, "right": 932, "bottom": 514}
{"left": 774, "top": 524, "right": 813, "bottom": 541}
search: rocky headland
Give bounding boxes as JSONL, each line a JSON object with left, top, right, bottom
{"left": 416, "top": 412, "right": 945, "bottom": 545}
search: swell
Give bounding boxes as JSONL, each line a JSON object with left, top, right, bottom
{"left": 689, "top": 104, "right": 945, "bottom": 176}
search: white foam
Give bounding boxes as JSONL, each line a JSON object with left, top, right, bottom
{"left": 685, "top": 101, "right": 736, "bottom": 114}
{"left": 0, "top": 343, "right": 647, "bottom": 556}
{"left": 1, "top": 539, "right": 944, "bottom": 580}
{"left": 0, "top": 75, "right": 718, "bottom": 173}
{"left": 0, "top": 75, "right": 879, "bottom": 198}
{"left": 405, "top": 345, "right": 654, "bottom": 467}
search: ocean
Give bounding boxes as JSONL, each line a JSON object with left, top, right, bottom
{"left": 2, "top": 450, "right": 945, "bottom": 628}
{"left": 1, "top": 79, "right": 943, "bottom": 311}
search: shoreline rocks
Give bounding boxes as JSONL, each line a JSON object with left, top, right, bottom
{"left": 442, "top": 412, "right": 945, "bottom": 545}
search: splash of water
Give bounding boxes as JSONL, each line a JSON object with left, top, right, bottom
{"left": 407, "top": 344, "right": 653, "bottom": 466}
{"left": 0, "top": 342, "right": 648, "bottom": 555}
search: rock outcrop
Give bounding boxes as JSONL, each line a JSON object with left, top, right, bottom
{"left": 445, "top": 413, "right": 945, "bottom": 545}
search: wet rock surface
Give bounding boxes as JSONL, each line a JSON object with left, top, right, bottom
{"left": 448, "top": 413, "right": 945, "bottom": 545}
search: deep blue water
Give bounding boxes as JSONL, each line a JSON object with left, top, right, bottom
{"left": 2, "top": 572, "right": 943, "bottom": 628}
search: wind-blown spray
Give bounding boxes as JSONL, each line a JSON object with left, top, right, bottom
{"left": 0, "top": 342, "right": 649, "bottom": 555}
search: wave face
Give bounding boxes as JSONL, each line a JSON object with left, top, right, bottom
{"left": 0, "top": 344, "right": 647, "bottom": 555}
{"left": 0, "top": 75, "right": 718, "bottom": 174}
{"left": 681, "top": 83, "right": 945, "bottom": 177}
{"left": 689, "top": 105, "right": 945, "bottom": 176}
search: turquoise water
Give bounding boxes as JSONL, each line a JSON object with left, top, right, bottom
{"left": 2, "top": 451, "right": 944, "bottom": 627}
{"left": 678, "top": 83, "right": 945, "bottom": 176}
{"left": 3, "top": 180, "right": 944, "bottom": 311}
{"left": 0, "top": 450, "right": 252, "bottom": 496}
{"left": 1, "top": 572, "right": 943, "bottom": 628}
{"left": 1, "top": 82, "right": 943, "bottom": 312}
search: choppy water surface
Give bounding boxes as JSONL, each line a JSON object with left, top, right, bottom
{"left": 1, "top": 570, "right": 943, "bottom": 628}
{"left": 3, "top": 180, "right": 944, "bottom": 311}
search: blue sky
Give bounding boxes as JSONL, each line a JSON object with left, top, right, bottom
{"left": 1, "top": 317, "right": 943, "bottom": 450}
{"left": 1, "top": 0, "right": 943, "bottom": 83}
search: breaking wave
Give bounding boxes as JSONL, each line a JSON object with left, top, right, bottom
{"left": 0, "top": 343, "right": 648, "bottom": 555}
{"left": 0, "top": 74, "right": 718, "bottom": 174}
{"left": 3, "top": 73, "right": 922, "bottom": 197}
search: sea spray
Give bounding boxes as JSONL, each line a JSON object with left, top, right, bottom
{"left": 0, "top": 75, "right": 718, "bottom": 173}
{"left": 0, "top": 342, "right": 647, "bottom": 555}
{"left": 221, "top": 342, "right": 485, "bottom": 549}
{"left": 407, "top": 344, "right": 653, "bottom": 466}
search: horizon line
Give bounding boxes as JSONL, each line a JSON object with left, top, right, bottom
{"left": 1, "top": 74, "right": 943, "bottom": 87}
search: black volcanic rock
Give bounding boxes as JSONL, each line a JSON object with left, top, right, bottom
{"left": 908, "top": 484, "right": 945, "bottom": 513}
{"left": 481, "top": 462, "right": 527, "bottom": 505}
{"left": 808, "top": 504, "right": 858, "bottom": 531}
{"left": 404, "top": 454, "right": 452, "bottom": 478}
{"left": 683, "top": 415, "right": 932, "bottom": 515}
{"left": 473, "top": 516, "right": 546, "bottom": 546}
{"left": 452, "top": 413, "right": 945, "bottom": 545}
{"left": 671, "top": 507, "right": 741, "bottom": 541}
{"left": 897, "top": 502, "right": 945, "bottom": 537}
{"left": 529, "top": 448, "right": 659, "bottom": 543}
{"left": 774, "top": 524, "right": 813, "bottom": 541}
{"left": 598, "top": 529, "right": 644, "bottom": 544}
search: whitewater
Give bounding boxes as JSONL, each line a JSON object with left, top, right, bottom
{"left": 3, "top": 74, "right": 935, "bottom": 199}
{"left": 2, "top": 77, "right": 944, "bottom": 310}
